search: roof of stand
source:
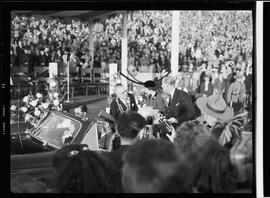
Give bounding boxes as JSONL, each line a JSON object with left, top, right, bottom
{"left": 11, "top": 10, "right": 116, "bottom": 21}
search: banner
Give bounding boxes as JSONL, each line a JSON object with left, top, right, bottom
{"left": 109, "top": 63, "right": 118, "bottom": 95}
{"left": 49, "top": 62, "right": 58, "bottom": 79}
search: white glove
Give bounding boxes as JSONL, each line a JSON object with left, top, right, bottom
{"left": 167, "top": 117, "right": 179, "bottom": 124}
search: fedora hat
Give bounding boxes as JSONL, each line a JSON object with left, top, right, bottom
{"left": 197, "top": 95, "right": 233, "bottom": 120}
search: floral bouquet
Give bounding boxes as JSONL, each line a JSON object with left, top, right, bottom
{"left": 137, "top": 106, "right": 165, "bottom": 125}
{"left": 11, "top": 78, "right": 66, "bottom": 127}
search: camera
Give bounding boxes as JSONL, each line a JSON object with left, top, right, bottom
{"left": 147, "top": 116, "right": 153, "bottom": 125}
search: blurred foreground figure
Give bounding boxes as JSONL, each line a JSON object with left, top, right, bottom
{"left": 122, "top": 139, "right": 193, "bottom": 193}
{"left": 52, "top": 144, "right": 122, "bottom": 193}
{"left": 174, "top": 121, "right": 238, "bottom": 193}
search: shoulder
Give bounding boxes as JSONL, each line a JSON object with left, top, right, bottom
{"left": 176, "top": 88, "right": 188, "bottom": 97}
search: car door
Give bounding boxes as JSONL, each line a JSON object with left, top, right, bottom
{"left": 10, "top": 150, "right": 56, "bottom": 185}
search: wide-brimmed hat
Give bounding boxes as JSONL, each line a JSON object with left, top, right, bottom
{"left": 196, "top": 95, "right": 234, "bottom": 120}
{"left": 144, "top": 80, "right": 156, "bottom": 88}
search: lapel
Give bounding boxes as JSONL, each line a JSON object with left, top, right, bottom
{"left": 170, "top": 88, "right": 178, "bottom": 107}
{"left": 118, "top": 98, "right": 127, "bottom": 111}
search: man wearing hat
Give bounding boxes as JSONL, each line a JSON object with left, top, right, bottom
{"left": 227, "top": 73, "right": 246, "bottom": 115}
{"left": 143, "top": 80, "right": 166, "bottom": 113}
{"left": 196, "top": 94, "right": 234, "bottom": 130}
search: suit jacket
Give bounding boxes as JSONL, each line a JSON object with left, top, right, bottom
{"left": 167, "top": 88, "right": 196, "bottom": 124}
{"left": 143, "top": 91, "right": 166, "bottom": 113}
{"left": 110, "top": 93, "right": 138, "bottom": 119}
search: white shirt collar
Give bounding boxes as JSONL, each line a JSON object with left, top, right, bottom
{"left": 170, "top": 88, "right": 176, "bottom": 98}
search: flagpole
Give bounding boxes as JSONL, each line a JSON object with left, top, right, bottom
{"left": 67, "top": 59, "right": 70, "bottom": 102}
{"left": 65, "top": 51, "right": 72, "bottom": 103}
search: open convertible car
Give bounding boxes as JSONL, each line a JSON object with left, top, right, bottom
{"left": 10, "top": 110, "right": 113, "bottom": 184}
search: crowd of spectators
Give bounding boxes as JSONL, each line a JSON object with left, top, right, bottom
{"left": 127, "top": 11, "right": 172, "bottom": 73}
{"left": 11, "top": 15, "right": 90, "bottom": 70}
{"left": 10, "top": 11, "right": 252, "bottom": 77}
{"left": 178, "top": 11, "right": 253, "bottom": 72}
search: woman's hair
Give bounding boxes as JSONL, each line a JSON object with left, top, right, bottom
{"left": 122, "top": 139, "right": 193, "bottom": 193}
{"left": 52, "top": 144, "right": 122, "bottom": 193}
{"left": 174, "top": 120, "right": 213, "bottom": 154}
{"left": 116, "top": 112, "right": 146, "bottom": 140}
{"left": 193, "top": 139, "right": 238, "bottom": 193}
{"left": 174, "top": 121, "right": 237, "bottom": 193}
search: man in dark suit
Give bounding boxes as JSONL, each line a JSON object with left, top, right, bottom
{"left": 110, "top": 84, "right": 138, "bottom": 119}
{"left": 161, "top": 76, "right": 196, "bottom": 125}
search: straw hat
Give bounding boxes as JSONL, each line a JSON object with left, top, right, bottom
{"left": 197, "top": 95, "right": 234, "bottom": 120}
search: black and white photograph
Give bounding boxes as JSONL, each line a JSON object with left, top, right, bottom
{"left": 1, "top": 0, "right": 266, "bottom": 196}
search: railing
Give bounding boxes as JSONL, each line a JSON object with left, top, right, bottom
{"left": 10, "top": 81, "right": 109, "bottom": 100}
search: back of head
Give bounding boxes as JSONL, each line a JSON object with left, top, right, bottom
{"left": 116, "top": 112, "right": 146, "bottom": 140}
{"left": 174, "top": 120, "right": 213, "bottom": 155}
{"left": 122, "top": 139, "right": 193, "bottom": 193}
{"left": 80, "top": 105, "right": 88, "bottom": 113}
{"left": 52, "top": 144, "right": 121, "bottom": 193}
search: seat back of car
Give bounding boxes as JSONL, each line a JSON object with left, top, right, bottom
{"left": 81, "top": 122, "right": 99, "bottom": 150}
{"left": 11, "top": 150, "right": 57, "bottom": 188}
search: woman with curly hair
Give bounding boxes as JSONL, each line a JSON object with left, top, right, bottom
{"left": 174, "top": 121, "right": 238, "bottom": 193}
{"left": 52, "top": 144, "right": 122, "bottom": 193}
{"left": 122, "top": 139, "right": 194, "bottom": 193}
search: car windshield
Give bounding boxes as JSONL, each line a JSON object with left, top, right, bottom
{"left": 32, "top": 113, "right": 81, "bottom": 148}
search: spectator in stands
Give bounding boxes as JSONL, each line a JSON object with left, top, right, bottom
{"left": 214, "top": 70, "right": 226, "bottom": 96}
{"left": 227, "top": 73, "right": 246, "bottom": 115}
{"left": 21, "top": 47, "right": 30, "bottom": 68}
{"left": 54, "top": 49, "right": 63, "bottom": 68}
{"left": 199, "top": 74, "right": 214, "bottom": 97}
{"left": 38, "top": 48, "right": 46, "bottom": 67}
{"left": 81, "top": 49, "right": 92, "bottom": 68}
